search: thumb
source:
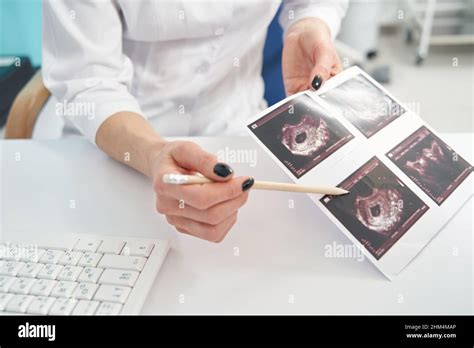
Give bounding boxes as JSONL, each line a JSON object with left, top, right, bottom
{"left": 309, "top": 50, "right": 333, "bottom": 91}
{"left": 170, "top": 141, "right": 234, "bottom": 182}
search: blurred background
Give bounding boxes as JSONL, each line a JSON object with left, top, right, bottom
{"left": 1, "top": 0, "right": 473, "bottom": 138}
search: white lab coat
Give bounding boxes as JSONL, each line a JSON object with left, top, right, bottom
{"left": 42, "top": 0, "right": 348, "bottom": 144}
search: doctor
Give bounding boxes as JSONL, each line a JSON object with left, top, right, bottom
{"left": 43, "top": 0, "right": 347, "bottom": 242}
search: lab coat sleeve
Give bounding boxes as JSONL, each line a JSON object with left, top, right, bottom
{"left": 279, "top": 0, "right": 349, "bottom": 40}
{"left": 42, "top": 0, "right": 143, "bottom": 145}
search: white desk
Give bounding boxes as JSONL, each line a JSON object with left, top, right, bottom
{"left": 1, "top": 134, "right": 472, "bottom": 314}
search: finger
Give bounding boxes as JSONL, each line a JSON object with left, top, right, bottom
{"left": 162, "top": 176, "right": 254, "bottom": 210}
{"left": 175, "top": 226, "right": 190, "bottom": 234}
{"left": 156, "top": 195, "right": 185, "bottom": 215}
{"left": 170, "top": 141, "right": 233, "bottom": 182}
{"left": 309, "top": 49, "right": 334, "bottom": 91}
{"left": 167, "top": 212, "right": 238, "bottom": 243}
{"left": 157, "top": 191, "right": 249, "bottom": 225}
{"left": 166, "top": 216, "right": 193, "bottom": 236}
{"left": 331, "top": 55, "right": 343, "bottom": 76}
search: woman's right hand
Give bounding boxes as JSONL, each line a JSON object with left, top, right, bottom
{"left": 148, "top": 141, "right": 254, "bottom": 243}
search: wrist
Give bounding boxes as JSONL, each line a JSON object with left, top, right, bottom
{"left": 145, "top": 139, "right": 167, "bottom": 178}
{"left": 285, "top": 17, "right": 331, "bottom": 42}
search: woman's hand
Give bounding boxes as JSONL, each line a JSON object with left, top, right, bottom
{"left": 96, "top": 112, "right": 252, "bottom": 243}
{"left": 149, "top": 141, "right": 254, "bottom": 243}
{"left": 282, "top": 18, "right": 342, "bottom": 96}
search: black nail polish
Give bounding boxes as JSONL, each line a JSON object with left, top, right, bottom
{"left": 213, "top": 163, "right": 233, "bottom": 177}
{"left": 242, "top": 178, "right": 254, "bottom": 192}
{"left": 311, "top": 75, "right": 323, "bottom": 90}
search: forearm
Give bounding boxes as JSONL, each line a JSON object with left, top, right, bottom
{"left": 96, "top": 112, "right": 166, "bottom": 178}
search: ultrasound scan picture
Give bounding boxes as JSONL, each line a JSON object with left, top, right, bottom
{"left": 387, "top": 126, "right": 473, "bottom": 205}
{"left": 320, "top": 74, "right": 405, "bottom": 138}
{"left": 248, "top": 94, "right": 354, "bottom": 178}
{"left": 321, "top": 157, "right": 429, "bottom": 260}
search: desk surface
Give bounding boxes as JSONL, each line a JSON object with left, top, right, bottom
{"left": 1, "top": 134, "right": 473, "bottom": 314}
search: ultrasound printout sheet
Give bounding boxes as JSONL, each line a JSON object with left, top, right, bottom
{"left": 246, "top": 66, "right": 473, "bottom": 279}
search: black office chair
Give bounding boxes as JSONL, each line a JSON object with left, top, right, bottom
{"left": 5, "top": 69, "right": 50, "bottom": 139}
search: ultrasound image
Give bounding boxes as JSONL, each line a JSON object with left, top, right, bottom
{"left": 320, "top": 74, "right": 405, "bottom": 138}
{"left": 280, "top": 115, "right": 330, "bottom": 156}
{"left": 248, "top": 94, "right": 354, "bottom": 178}
{"left": 354, "top": 187, "right": 403, "bottom": 236}
{"left": 387, "top": 126, "right": 473, "bottom": 205}
{"left": 321, "top": 157, "right": 429, "bottom": 260}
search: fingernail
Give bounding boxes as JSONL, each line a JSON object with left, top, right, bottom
{"left": 213, "top": 163, "right": 233, "bottom": 177}
{"left": 311, "top": 75, "right": 323, "bottom": 90}
{"left": 242, "top": 178, "right": 254, "bottom": 192}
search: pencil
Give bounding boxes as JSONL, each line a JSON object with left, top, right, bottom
{"left": 162, "top": 173, "right": 349, "bottom": 196}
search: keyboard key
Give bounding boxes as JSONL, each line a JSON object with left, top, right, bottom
{"left": 78, "top": 253, "right": 102, "bottom": 267}
{"left": 0, "top": 276, "right": 16, "bottom": 292}
{"left": 73, "top": 282, "right": 99, "bottom": 300}
{"left": 121, "top": 241, "right": 154, "bottom": 257}
{"left": 39, "top": 250, "right": 65, "bottom": 264}
{"left": 49, "top": 298, "right": 77, "bottom": 315}
{"left": 99, "top": 269, "right": 139, "bottom": 287}
{"left": 96, "top": 301, "right": 122, "bottom": 315}
{"left": 27, "top": 296, "right": 56, "bottom": 315}
{"left": 98, "top": 254, "right": 146, "bottom": 271}
{"left": 0, "top": 293, "right": 14, "bottom": 310}
{"left": 37, "top": 238, "right": 79, "bottom": 251}
{"left": 97, "top": 240, "right": 125, "bottom": 255}
{"left": 37, "top": 264, "right": 64, "bottom": 280}
{"left": 51, "top": 281, "right": 78, "bottom": 298}
{"left": 94, "top": 285, "right": 131, "bottom": 304}
{"left": 5, "top": 294, "right": 35, "bottom": 313}
{"left": 74, "top": 239, "right": 102, "bottom": 253}
{"left": 10, "top": 277, "right": 36, "bottom": 294}
{"left": 72, "top": 300, "right": 100, "bottom": 315}
{"left": 0, "top": 244, "right": 41, "bottom": 261}
{"left": 2, "top": 244, "right": 22, "bottom": 260}
{"left": 57, "top": 266, "right": 83, "bottom": 281}
{"left": 58, "top": 251, "right": 83, "bottom": 266}
{"left": 30, "top": 279, "right": 57, "bottom": 296}
{"left": 19, "top": 247, "right": 46, "bottom": 263}
{"left": 0, "top": 261, "right": 26, "bottom": 276}
{"left": 0, "top": 244, "right": 41, "bottom": 262}
{"left": 77, "top": 267, "right": 103, "bottom": 283}
{"left": 17, "top": 262, "right": 43, "bottom": 278}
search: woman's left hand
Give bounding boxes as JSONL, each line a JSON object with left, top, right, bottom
{"left": 282, "top": 18, "right": 342, "bottom": 96}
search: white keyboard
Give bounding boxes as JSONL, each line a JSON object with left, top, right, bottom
{"left": 0, "top": 234, "right": 169, "bottom": 315}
